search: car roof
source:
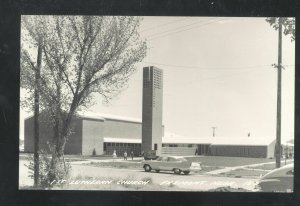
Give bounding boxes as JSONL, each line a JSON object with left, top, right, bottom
{"left": 160, "top": 156, "right": 186, "bottom": 158}
{"left": 156, "top": 156, "right": 187, "bottom": 159}
{"left": 261, "top": 163, "right": 294, "bottom": 180}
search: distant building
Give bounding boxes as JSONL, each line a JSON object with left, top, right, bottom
{"left": 162, "top": 133, "right": 275, "bottom": 158}
{"left": 142, "top": 66, "right": 163, "bottom": 155}
{"left": 24, "top": 111, "right": 164, "bottom": 157}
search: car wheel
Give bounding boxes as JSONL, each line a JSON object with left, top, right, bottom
{"left": 155, "top": 170, "right": 160, "bottom": 173}
{"left": 144, "top": 164, "right": 151, "bottom": 172}
{"left": 174, "top": 168, "right": 181, "bottom": 175}
{"left": 183, "top": 171, "right": 190, "bottom": 175}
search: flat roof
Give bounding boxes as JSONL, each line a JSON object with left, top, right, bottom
{"left": 77, "top": 111, "right": 141, "bottom": 123}
{"left": 25, "top": 111, "right": 141, "bottom": 123}
{"left": 103, "top": 137, "right": 141, "bottom": 143}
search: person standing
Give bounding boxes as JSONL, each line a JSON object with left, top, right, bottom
{"left": 131, "top": 151, "right": 134, "bottom": 160}
{"left": 113, "top": 150, "right": 117, "bottom": 159}
{"left": 124, "top": 151, "right": 127, "bottom": 160}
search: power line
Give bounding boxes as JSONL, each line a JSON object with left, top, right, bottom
{"left": 144, "top": 18, "right": 214, "bottom": 39}
{"left": 142, "top": 61, "right": 274, "bottom": 70}
{"left": 148, "top": 18, "right": 228, "bottom": 41}
{"left": 163, "top": 69, "right": 273, "bottom": 97}
{"left": 140, "top": 17, "right": 189, "bottom": 33}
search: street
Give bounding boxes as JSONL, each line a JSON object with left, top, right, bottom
{"left": 70, "top": 164, "right": 257, "bottom": 191}
{"left": 19, "top": 159, "right": 258, "bottom": 191}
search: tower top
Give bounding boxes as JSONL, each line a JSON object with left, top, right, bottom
{"left": 143, "top": 66, "right": 163, "bottom": 72}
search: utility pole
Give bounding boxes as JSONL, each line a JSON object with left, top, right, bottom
{"left": 34, "top": 38, "right": 42, "bottom": 187}
{"left": 275, "top": 18, "right": 282, "bottom": 168}
{"left": 212, "top": 127, "right": 217, "bottom": 137}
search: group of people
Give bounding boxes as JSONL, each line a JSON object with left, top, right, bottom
{"left": 112, "top": 150, "right": 134, "bottom": 160}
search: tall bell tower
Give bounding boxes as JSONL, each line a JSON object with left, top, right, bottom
{"left": 142, "top": 66, "right": 163, "bottom": 156}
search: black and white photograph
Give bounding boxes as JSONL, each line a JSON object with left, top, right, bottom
{"left": 19, "top": 15, "right": 295, "bottom": 192}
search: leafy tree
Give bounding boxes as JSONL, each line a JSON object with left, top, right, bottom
{"left": 21, "top": 15, "right": 146, "bottom": 184}
{"left": 266, "top": 17, "right": 295, "bottom": 41}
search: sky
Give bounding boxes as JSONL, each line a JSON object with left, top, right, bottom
{"left": 20, "top": 16, "right": 295, "bottom": 143}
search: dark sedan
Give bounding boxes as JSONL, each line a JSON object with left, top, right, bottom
{"left": 256, "top": 163, "right": 293, "bottom": 192}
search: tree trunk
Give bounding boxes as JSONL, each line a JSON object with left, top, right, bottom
{"left": 275, "top": 18, "right": 282, "bottom": 168}
{"left": 34, "top": 40, "right": 42, "bottom": 187}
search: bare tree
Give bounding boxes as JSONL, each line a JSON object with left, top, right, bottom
{"left": 21, "top": 15, "right": 146, "bottom": 183}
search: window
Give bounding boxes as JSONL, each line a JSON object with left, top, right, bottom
{"left": 168, "top": 157, "right": 176, "bottom": 162}
{"left": 154, "top": 144, "right": 157, "bottom": 150}
{"left": 158, "top": 156, "right": 168, "bottom": 161}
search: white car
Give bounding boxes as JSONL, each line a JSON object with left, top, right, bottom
{"left": 256, "top": 163, "right": 293, "bottom": 192}
{"left": 142, "top": 156, "right": 201, "bottom": 175}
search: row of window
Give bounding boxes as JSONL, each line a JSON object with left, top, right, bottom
{"left": 105, "top": 142, "right": 141, "bottom": 147}
{"left": 154, "top": 75, "right": 162, "bottom": 89}
{"left": 104, "top": 142, "right": 142, "bottom": 155}
{"left": 143, "top": 80, "right": 151, "bottom": 88}
{"left": 162, "top": 144, "right": 195, "bottom": 147}
{"left": 143, "top": 81, "right": 162, "bottom": 89}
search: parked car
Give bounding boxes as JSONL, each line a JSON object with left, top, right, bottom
{"left": 143, "top": 150, "right": 159, "bottom": 160}
{"left": 142, "top": 156, "right": 201, "bottom": 175}
{"left": 256, "top": 163, "right": 293, "bottom": 192}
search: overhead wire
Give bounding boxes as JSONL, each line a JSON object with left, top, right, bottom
{"left": 147, "top": 18, "right": 228, "bottom": 41}
{"left": 140, "top": 17, "right": 189, "bottom": 33}
{"left": 142, "top": 61, "right": 276, "bottom": 70}
{"left": 144, "top": 17, "right": 215, "bottom": 39}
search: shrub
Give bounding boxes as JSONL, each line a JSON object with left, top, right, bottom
{"left": 92, "top": 148, "right": 96, "bottom": 156}
{"left": 25, "top": 150, "right": 71, "bottom": 189}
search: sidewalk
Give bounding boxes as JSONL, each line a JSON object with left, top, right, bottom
{"left": 70, "top": 157, "right": 144, "bottom": 165}
{"left": 206, "top": 159, "right": 294, "bottom": 175}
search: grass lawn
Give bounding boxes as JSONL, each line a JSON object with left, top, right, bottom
{"left": 20, "top": 153, "right": 276, "bottom": 171}
{"left": 20, "top": 153, "right": 136, "bottom": 161}
{"left": 185, "top": 156, "right": 274, "bottom": 167}
{"left": 86, "top": 161, "right": 222, "bottom": 174}
{"left": 87, "top": 161, "right": 142, "bottom": 169}
{"left": 220, "top": 168, "right": 269, "bottom": 179}
{"left": 248, "top": 162, "right": 292, "bottom": 170}
{"left": 197, "top": 165, "right": 223, "bottom": 172}
{"left": 64, "top": 155, "right": 123, "bottom": 160}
